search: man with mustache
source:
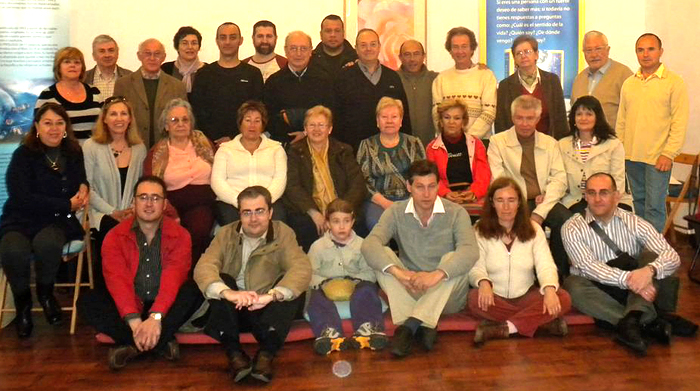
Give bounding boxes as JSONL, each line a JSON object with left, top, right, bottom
{"left": 243, "top": 20, "right": 287, "bottom": 83}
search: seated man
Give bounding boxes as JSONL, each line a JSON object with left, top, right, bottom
{"left": 562, "top": 172, "right": 698, "bottom": 355}
{"left": 487, "top": 94, "right": 571, "bottom": 280}
{"left": 361, "top": 160, "right": 477, "bottom": 357}
{"left": 79, "top": 175, "right": 203, "bottom": 370}
{"left": 194, "top": 186, "right": 311, "bottom": 383}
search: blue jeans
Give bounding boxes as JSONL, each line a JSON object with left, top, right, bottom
{"left": 625, "top": 160, "right": 672, "bottom": 233}
{"left": 364, "top": 200, "right": 386, "bottom": 232}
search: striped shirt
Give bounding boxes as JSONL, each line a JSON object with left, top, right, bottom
{"left": 562, "top": 207, "right": 680, "bottom": 288}
{"left": 35, "top": 83, "right": 102, "bottom": 140}
{"left": 575, "top": 137, "right": 593, "bottom": 189}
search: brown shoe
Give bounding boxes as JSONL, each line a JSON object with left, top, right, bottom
{"left": 539, "top": 318, "right": 568, "bottom": 337}
{"left": 159, "top": 340, "right": 180, "bottom": 361}
{"left": 227, "top": 350, "right": 252, "bottom": 383}
{"left": 251, "top": 350, "right": 275, "bottom": 383}
{"left": 474, "top": 320, "right": 509, "bottom": 346}
{"left": 108, "top": 345, "right": 140, "bottom": 370}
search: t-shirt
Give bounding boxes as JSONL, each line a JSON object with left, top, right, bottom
{"left": 444, "top": 133, "right": 472, "bottom": 190}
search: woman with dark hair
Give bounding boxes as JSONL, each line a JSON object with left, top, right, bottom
{"left": 161, "top": 26, "right": 205, "bottom": 95}
{"left": 211, "top": 100, "right": 287, "bottom": 225}
{"left": 468, "top": 177, "right": 571, "bottom": 346}
{"left": 35, "top": 47, "right": 102, "bottom": 141}
{"left": 0, "top": 102, "right": 89, "bottom": 338}
{"left": 558, "top": 95, "right": 632, "bottom": 214}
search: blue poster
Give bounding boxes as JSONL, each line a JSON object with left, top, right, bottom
{"left": 481, "top": 0, "right": 581, "bottom": 97}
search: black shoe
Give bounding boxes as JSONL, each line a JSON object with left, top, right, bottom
{"left": 251, "top": 350, "right": 274, "bottom": 383}
{"left": 157, "top": 339, "right": 180, "bottom": 361}
{"left": 227, "top": 350, "right": 252, "bottom": 383}
{"left": 614, "top": 311, "right": 647, "bottom": 355}
{"left": 108, "top": 345, "right": 140, "bottom": 370}
{"left": 13, "top": 291, "right": 33, "bottom": 339}
{"left": 642, "top": 317, "right": 672, "bottom": 345}
{"left": 391, "top": 325, "right": 414, "bottom": 357}
{"left": 659, "top": 313, "right": 699, "bottom": 337}
{"left": 36, "top": 283, "right": 62, "bottom": 325}
{"left": 416, "top": 326, "right": 438, "bottom": 351}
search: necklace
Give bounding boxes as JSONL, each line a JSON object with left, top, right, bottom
{"left": 45, "top": 153, "right": 60, "bottom": 171}
{"left": 111, "top": 144, "right": 128, "bottom": 158}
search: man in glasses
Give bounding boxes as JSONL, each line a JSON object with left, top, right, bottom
{"left": 570, "top": 31, "right": 632, "bottom": 130}
{"left": 84, "top": 34, "right": 132, "bottom": 102}
{"left": 242, "top": 20, "right": 287, "bottom": 83}
{"left": 562, "top": 172, "right": 697, "bottom": 356}
{"left": 263, "top": 31, "right": 334, "bottom": 144}
{"left": 79, "top": 175, "right": 203, "bottom": 370}
{"left": 194, "top": 186, "right": 311, "bottom": 383}
{"left": 114, "top": 38, "right": 187, "bottom": 147}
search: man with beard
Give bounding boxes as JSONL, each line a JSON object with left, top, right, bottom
{"left": 310, "top": 14, "right": 358, "bottom": 80}
{"left": 243, "top": 20, "right": 287, "bottom": 82}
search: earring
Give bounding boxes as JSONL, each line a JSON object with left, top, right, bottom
{"left": 63, "top": 131, "right": 67, "bottom": 138}
{"left": 36, "top": 132, "right": 39, "bottom": 139}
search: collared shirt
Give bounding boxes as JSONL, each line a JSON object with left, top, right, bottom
{"left": 141, "top": 69, "right": 161, "bottom": 80}
{"left": 635, "top": 63, "right": 665, "bottom": 81}
{"left": 587, "top": 59, "right": 613, "bottom": 94}
{"left": 289, "top": 65, "right": 308, "bottom": 79}
{"left": 518, "top": 67, "right": 541, "bottom": 94}
{"left": 93, "top": 67, "right": 117, "bottom": 102}
{"left": 562, "top": 207, "right": 680, "bottom": 288}
{"left": 132, "top": 221, "right": 163, "bottom": 303}
{"left": 359, "top": 61, "right": 382, "bottom": 85}
{"left": 404, "top": 196, "right": 445, "bottom": 228}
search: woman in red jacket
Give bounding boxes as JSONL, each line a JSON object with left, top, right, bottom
{"left": 426, "top": 99, "right": 491, "bottom": 203}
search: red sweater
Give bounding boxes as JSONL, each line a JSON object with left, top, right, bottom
{"left": 426, "top": 134, "right": 491, "bottom": 199}
{"left": 102, "top": 216, "right": 191, "bottom": 318}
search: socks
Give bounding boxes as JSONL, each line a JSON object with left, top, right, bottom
{"left": 402, "top": 317, "right": 421, "bottom": 334}
{"left": 506, "top": 321, "right": 518, "bottom": 334}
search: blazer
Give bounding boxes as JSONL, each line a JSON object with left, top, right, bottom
{"left": 82, "top": 138, "right": 146, "bottom": 229}
{"left": 494, "top": 68, "right": 569, "bottom": 140}
{"left": 83, "top": 65, "right": 132, "bottom": 85}
{"left": 113, "top": 68, "right": 187, "bottom": 147}
{"left": 283, "top": 138, "right": 368, "bottom": 216}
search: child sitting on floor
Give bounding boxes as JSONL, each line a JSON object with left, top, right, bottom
{"left": 306, "top": 198, "right": 387, "bottom": 355}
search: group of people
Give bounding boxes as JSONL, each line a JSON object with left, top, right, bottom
{"left": 0, "top": 13, "right": 695, "bottom": 385}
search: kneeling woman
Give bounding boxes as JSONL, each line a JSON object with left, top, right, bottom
{"left": 468, "top": 177, "right": 571, "bottom": 345}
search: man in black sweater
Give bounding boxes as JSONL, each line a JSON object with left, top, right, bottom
{"left": 190, "top": 22, "right": 263, "bottom": 146}
{"left": 264, "top": 31, "right": 335, "bottom": 145}
{"left": 333, "top": 29, "right": 411, "bottom": 152}
{"left": 309, "top": 14, "right": 358, "bottom": 80}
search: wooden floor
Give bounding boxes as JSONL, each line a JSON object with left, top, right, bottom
{"left": 2, "top": 241, "right": 700, "bottom": 391}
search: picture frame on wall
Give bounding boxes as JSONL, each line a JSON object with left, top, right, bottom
{"left": 344, "top": 0, "right": 427, "bottom": 70}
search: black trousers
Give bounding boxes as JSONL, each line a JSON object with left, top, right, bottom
{"left": 205, "top": 273, "right": 304, "bottom": 355}
{"left": 528, "top": 200, "right": 572, "bottom": 282}
{"left": 78, "top": 280, "right": 204, "bottom": 350}
{"left": 0, "top": 226, "right": 66, "bottom": 297}
{"left": 91, "top": 215, "right": 121, "bottom": 291}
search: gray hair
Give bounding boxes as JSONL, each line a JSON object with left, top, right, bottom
{"left": 160, "top": 98, "right": 195, "bottom": 136}
{"left": 285, "top": 30, "right": 312, "bottom": 48}
{"left": 92, "top": 34, "right": 118, "bottom": 53}
{"left": 137, "top": 38, "right": 165, "bottom": 53}
{"left": 510, "top": 95, "right": 542, "bottom": 118}
{"left": 582, "top": 30, "right": 608, "bottom": 47}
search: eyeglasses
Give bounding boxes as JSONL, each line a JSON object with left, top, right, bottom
{"left": 515, "top": 49, "right": 535, "bottom": 57}
{"left": 105, "top": 96, "right": 128, "bottom": 105}
{"left": 136, "top": 194, "right": 164, "bottom": 203}
{"left": 169, "top": 117, "right": 191, "bottom": 125}
{"left": 583, "top": 46, "right": 608, "bottom": 54}
{"left": 286, "top": 46, "right": 310, "bottom": 54}
{"left": 141, "top": 51, "right": 164, "bottom": 59}
{"left": 241, "top": 208, "right": 268, "bottom": 218}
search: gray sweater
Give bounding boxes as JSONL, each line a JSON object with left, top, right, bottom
{"left": 361, "top": 198, "right": 478, "bottom": 278}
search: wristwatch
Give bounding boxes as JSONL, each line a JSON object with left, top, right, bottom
{"left": 267, "top": 289, "right": 283, "bottom": 302}
{"left": 149, "top": 312, "right": 163, "bottom": 321}
{"left": 647, "top": 264, "right": 658, "bottom": 277}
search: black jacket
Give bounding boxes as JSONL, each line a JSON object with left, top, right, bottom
{"left": 310, "top": 40, "right": 358, "bottom": 80}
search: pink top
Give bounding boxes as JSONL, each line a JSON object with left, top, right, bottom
{"left": 163, "top": 141, "right": 212, "bottom": 191}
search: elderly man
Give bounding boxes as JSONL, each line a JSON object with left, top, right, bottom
{"left": 194, "top": 186, "right": 311, "bottom": 384}
{"left": 84, "top": 34, "right": 132, "bottom": 102}
{"left": 617, "top": 33, "right": 689, "bottom": 233}
{"left": 562, "top": 173, "right": 697, "bottom": 355}
{"left": 397, "top": 39, "right": 438, "bottom": 147}
{"left": 191, "top": 22, "right": 264, "bottom": 146}
{"left": 432, "top": 27, "right": 497, "bottom": 140}
{"left": 362, "top": 160, "right": 477, "bottom": 357}
{"left": 570, "top": 31, "right": 632, "bottom": 129}
{"left": 310, "top": 14, "right": 358, "bottom": 79}
{"left": 79, "top": 176, "right": 203, "bottom": 370}
{"left": 263, "top": 31, "right": 334, "bottom": 144}
{"left": 242, "top": 20, "right": 287, "bottom": 82}
{"left": 488, "top": 95, "right": 571, "bottom": 279}
{"left": 334, "top": 28, "right": 411, "bottom": 152}
{"left": 113, "top": 38, "right": 187, "bottom": 147}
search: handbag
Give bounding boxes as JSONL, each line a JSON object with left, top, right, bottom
{"left": 586, "top": 212, "right": 638, "bottom": 272}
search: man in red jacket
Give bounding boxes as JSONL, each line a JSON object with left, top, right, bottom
{"left": 79, "top": 175, "right": 203, "bottom": 370}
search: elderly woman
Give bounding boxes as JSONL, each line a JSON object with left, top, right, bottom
{"left": 161, "top": 26, "right": 205, "bottom": 95}
{"left": 0, "top": 103, "right": 89, "bottom": 338}
{"left": 559, "top": 95, "right": 633, "bottom": 214}
{"left": 83, "top": 96, "right": 146, "bottom": 287}
{"left": 283, "top": 105, "right": 368, "bottom": 251}
{"left": 211, "top": 100, "right": 287, "bottom": 225}
{"left": 426, "top": 99, "right": 491, "bottom": 204}
{"left": 468, "top": 177, "right": 571, "bottom": 346}
{"left": 35, "top": 47, "right": 102, "bottom": 141}
{"left": 144, "top": 98, "right": 215, "bottom": 265}
{"left": 357, "top": 97, "right": 425, "bottom": 231}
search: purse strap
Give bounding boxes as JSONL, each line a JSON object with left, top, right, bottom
{"left": 585, "top": 209, "right": 623, "bottom": 257}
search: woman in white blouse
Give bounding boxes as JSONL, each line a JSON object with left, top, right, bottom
{"left": 468, "top": 177, "right": 571, "bottom": 346}
{"left": 211, "top": 100, "right": 287, "bottom": 225}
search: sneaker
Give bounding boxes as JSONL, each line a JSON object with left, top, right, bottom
{"left": 351, "top": 322, "right": 388, "bottom": 351}
{"left": 313, "top": 327, "right": 346, "bottom": 355}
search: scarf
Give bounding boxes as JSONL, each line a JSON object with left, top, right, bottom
{"left": 308, "top": 139, "right": 336, "bottom": 214}
{"left": 175, "top": 58, "right": 203, "bottom": 93}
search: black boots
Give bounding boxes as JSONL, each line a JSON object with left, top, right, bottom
{"left": 13, "top": 291, "right": 33, "bottom": 338}
{"left": 36, "top": 283, "right": 62, "bottom": 325}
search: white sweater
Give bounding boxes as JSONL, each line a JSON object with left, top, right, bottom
{"left": 469, "top": 222, "right": 559, "bottom": 299}
{"left": 211, "top": 134, "right": 287, "bottom": 208}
